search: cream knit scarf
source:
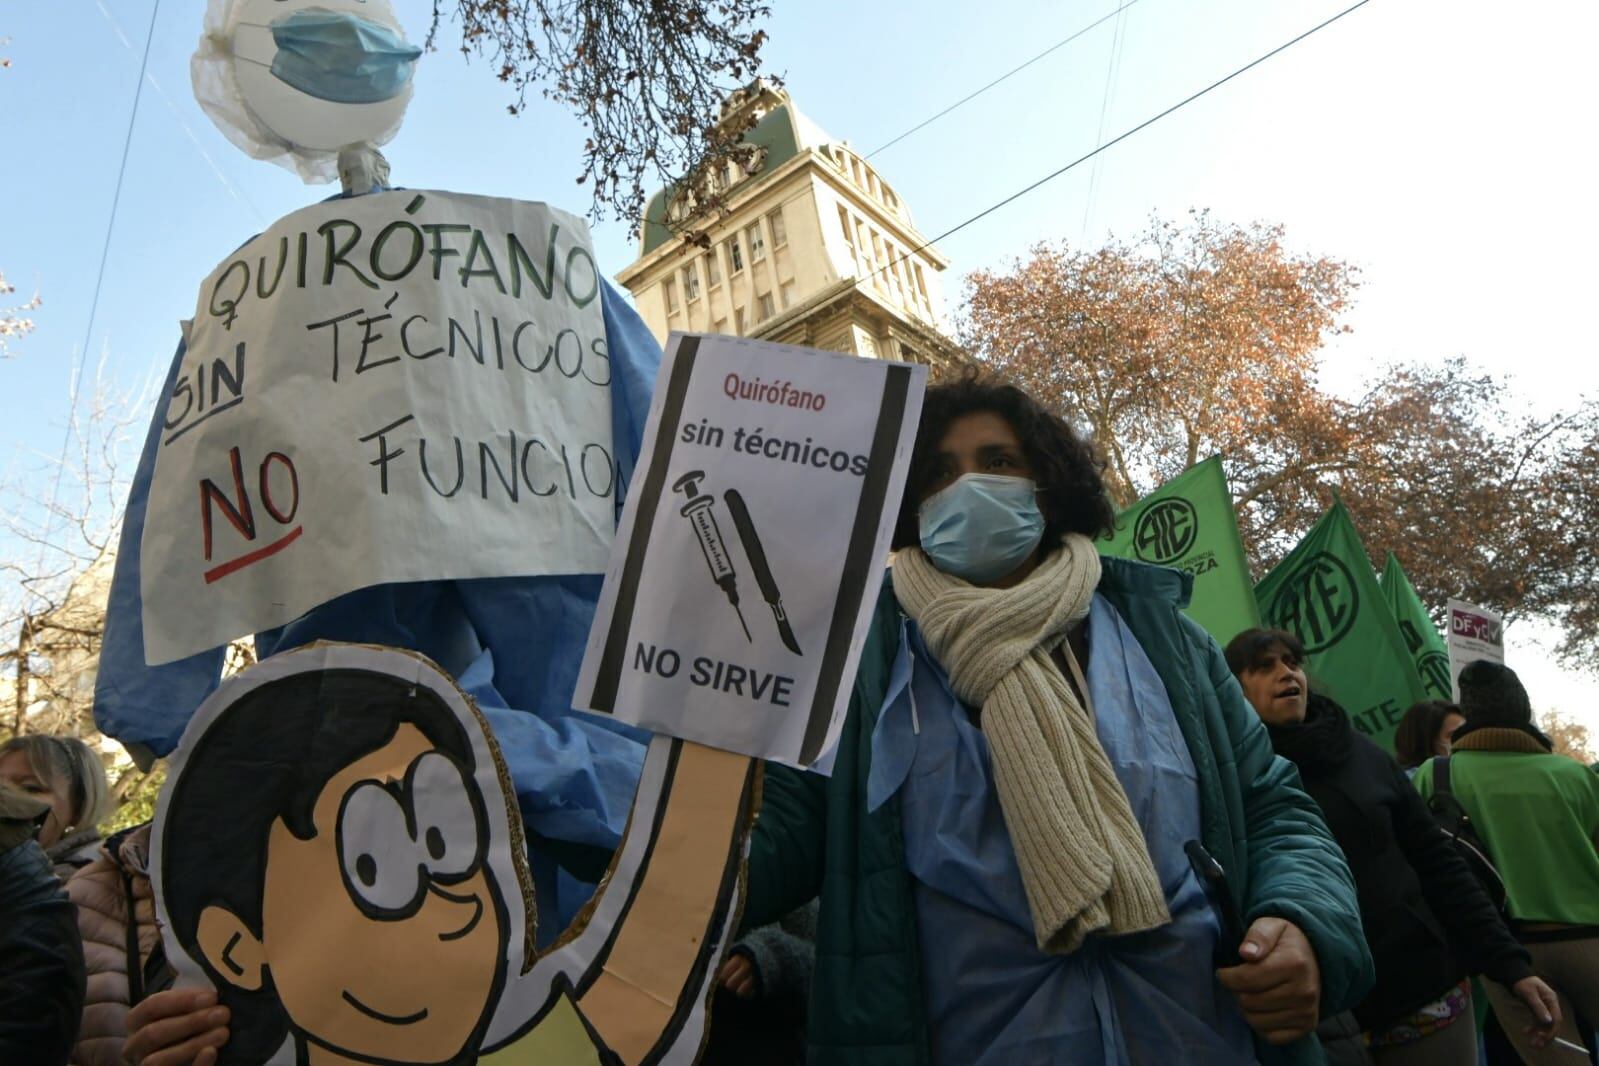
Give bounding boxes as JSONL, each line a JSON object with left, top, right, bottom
{"left": 894, "top": 534, "right": 1170, "bottom": 953}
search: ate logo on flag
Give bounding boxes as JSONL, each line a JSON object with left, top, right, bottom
{"left": 1270, "top": 551, "right": 1359, "bottom": 653}
{"left": 1133, "top": 498, "right": 1198, "bottom": 564}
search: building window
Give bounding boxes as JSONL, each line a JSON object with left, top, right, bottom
{"left": 726, "top": 236, "right": 744, "bottom": 274}
{"left": 713, "top": 317, "right": 728, "bottom": 334}
{"left": 838, "top": 205, "right": 855, "bottom": 253}
{"left": 780, "top": 280, "right": 795, "bottom": 309}
{"left": 913, "top": 263, "right": 929, "bottom": 301}
{"left": 899, "top": 342, "right": 918, "bottom": 362}
{"left": 746, "top": 223, "right": 766, "bottom": 262}
{"left": 768, "top": 208, "right": 787, "bottom": 248}
{"left": 662, "top": 277, "right": 678, "bottom": 314}
{"left": 734, "top": 307, "right": 746, "bottom": 334}
{"left": 682, "top": 264, "right": 700, "bottom": 303}
{"left": 705, "top": 250, "right": 721, "bottom": 287}
{"left": 758, "top": 292, "right": 775, "bottom": 321}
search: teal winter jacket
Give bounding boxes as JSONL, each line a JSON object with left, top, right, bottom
{"left": 743, "top": 557, "right": 1373, "bottom": 1066}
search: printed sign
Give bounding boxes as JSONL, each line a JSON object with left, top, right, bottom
{"left": 151, "top": 643, "right": 757, "bottom": 1065}
{"left": 1447, "top": 597, "right": 1504, "bottom": 701}
{"left": 576, "top": 333, "right": 924, "bottom": 768}
{"left": 139, "top": 191, "right": 614, "bottom": 665}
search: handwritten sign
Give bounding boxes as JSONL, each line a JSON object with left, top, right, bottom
{"left": 575, "top": 333, "right": 924, "bottom": 769}
{"left": 1447, "top": 597, "right": 1504, "bottom": 701}
{"left": 139, "top": 191, "right": 614, "bottom": 665}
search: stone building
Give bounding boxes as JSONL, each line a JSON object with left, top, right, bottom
{"left": 615, "top": 82, "right": 963, "bottom": 371}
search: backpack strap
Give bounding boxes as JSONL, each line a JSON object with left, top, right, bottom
{"left": 1434, "top": 755, "right": 1452, "bottom": 797}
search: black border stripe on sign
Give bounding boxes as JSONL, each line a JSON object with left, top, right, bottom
{"left": 589, "top": 336, "right": 700, "bottom": 712}
{"left": 798, "top": 364, "right": 912, "bottom": 765}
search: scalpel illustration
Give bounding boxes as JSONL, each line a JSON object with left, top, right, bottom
{"left": 724, "top": 489, "right": 803, "bottom": 656}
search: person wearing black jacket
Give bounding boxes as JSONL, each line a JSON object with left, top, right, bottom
{"left": 0, "top": 782, "right": 87, "bottom": 1065}
{"left": 1225, "top": 629, "right": 1559, "bottom": 1064}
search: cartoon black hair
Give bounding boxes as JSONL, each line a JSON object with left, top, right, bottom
{"left": 161, "top": 667, "right": 498, "bottom": 1063}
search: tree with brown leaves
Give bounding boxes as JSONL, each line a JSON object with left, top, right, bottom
{"left": 961, "top": 210, "right": 1599, "bottom": 663}
{"left": 432, "top": 0, "right": 776, "bottom": 235}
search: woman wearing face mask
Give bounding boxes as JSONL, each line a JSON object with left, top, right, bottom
{"left": 1224, "top": 629, "right": 1560, "bottom": 1064}
{"left": 0, "top": 735, "right": 113, "bottom": 880}
{"left": 740, "top": 377, "right": 1374, "bottom": 1066}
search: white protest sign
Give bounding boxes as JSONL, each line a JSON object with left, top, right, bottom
{"left": 575, "top": 334, "right": 924, "bottom": 769}
{"left": 140, "top": 191, "right": 615, "bottom": 665}
{"left": 1447, "top": 597, "right": 1505, "bottom": 701}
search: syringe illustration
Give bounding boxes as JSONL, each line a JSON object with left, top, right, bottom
{"left": 672, "top": 470, "right": 752, "bottom": 642}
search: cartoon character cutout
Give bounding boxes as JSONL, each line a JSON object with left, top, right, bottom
{"left": 152, "top": 643, "right": 754, "bottom": 1065}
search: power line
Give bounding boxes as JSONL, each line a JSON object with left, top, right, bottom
{"left": 865, "top": 0, "right": 1141, "bottom": 160}
{"left": 865, "top": 0, "right": 1376, "bottom": 289}
{"left": 33, "top": 0, "right": 161, "bottom": 589}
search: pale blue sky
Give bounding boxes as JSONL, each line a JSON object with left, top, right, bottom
{"left": 4, "top": 0, "right": 1596, "bottom": 726}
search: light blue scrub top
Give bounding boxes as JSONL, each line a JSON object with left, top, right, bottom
{"left": 868, "top": 595, "right": 1256, "bottom": 1066}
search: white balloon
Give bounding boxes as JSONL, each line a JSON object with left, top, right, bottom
{"left": 192, "top": 0, "right": 417, "bottom": 184}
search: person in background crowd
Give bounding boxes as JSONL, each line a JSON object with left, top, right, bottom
{"left": 1393, "top": 701, "right": 1466, "bottom": 773}
{"left": 119, "top": 377, "right": 1376, "bottom": 1066}
{"left": 0, "top": 781, "right": 87, "bottom": 1064}
{"left": 1414, "top": 660, "right": 1599, "bottom": 1064}
{"left": 65, "top": 821, "right": 163, "bottom": 1066}
{"left": 0, "top": 734, "right": 113, "bottom": 879}
{"left": 740, "top": 376, "right": 1372, "bottom": 1065}
{"left": 1225, "top": 630, "right": 1559, "bottom": 1065}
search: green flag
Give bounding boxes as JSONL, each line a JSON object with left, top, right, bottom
{"left": 1379, "top": 553, "right": 1453, "bottom": 701}
{"left": 1101, "top": 456, "right": 1260, "bottom": 645}
{"left": 1255, "top": 502, "right": 1427, "bottom": 752}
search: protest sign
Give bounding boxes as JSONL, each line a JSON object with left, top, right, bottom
{"left": 139, "top": 191, "right": 614, "bottom": 665}
{"left": 1446, "top": 598, "right": 1505, "bottom": 700}
{"left": 152, "top": 643, "right": 756, "bottom": 1065}
{"left": 576, "top": 333, "right": 925, "bottom": 769}
{"left": 1255, "top": 502, "right": 1427, "bottom": 752}
{"left": 1100, "top": 456, "right": 1259, "bottom": 644}
{"left": 1380, "top": 553, "right": 1452, "bottom": 700}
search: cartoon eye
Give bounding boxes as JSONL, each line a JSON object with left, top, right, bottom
{"left": 408, "top": 752, "right": 481, "bottom": 881}
{"left": 338, "top": 781, "right": 424, "bottom": 916}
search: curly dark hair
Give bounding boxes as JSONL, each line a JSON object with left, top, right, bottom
{"left": 1392, "top": 700, "right": 1463, "bottom": 770}
{"left": 891, "top": 374, "right": 1118, "bottom": 550}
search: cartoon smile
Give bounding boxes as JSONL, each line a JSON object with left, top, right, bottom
{"left": 342, "top": 990, "right": 429, "bottom": 1026}
{"left": 432, "top": 882, "right": 484, "bottom": 942}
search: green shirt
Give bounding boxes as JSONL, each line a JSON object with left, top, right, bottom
{"left": 1415, "top": 751, "right": 1599, "bottom": 925}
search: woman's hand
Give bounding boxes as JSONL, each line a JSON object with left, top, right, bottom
{"left": 717, "top": 953, "right": 759, "bottom": 1000}
{"left": 123, "top": 987, "right": 230, "bottom": 1066}
{"left": 1509, "top": 975, "right": 1561, "bottom": 1049}
{"left": 1216, "top": 917, "right": 1321, "bottom": 1045}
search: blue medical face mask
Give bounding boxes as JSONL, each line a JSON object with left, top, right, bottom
{"left": 265, "top": 8, "right": 422, "bottom": 105}
{"left": 917, "top": 474, "right": 1045, "bottom": 585}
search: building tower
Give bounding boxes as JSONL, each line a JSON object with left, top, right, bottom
{"left": 615, "top": 83, "right": 961, "bottom": 369}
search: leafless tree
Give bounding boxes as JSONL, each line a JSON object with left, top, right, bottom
{"left": 431, "top": 0, "right": 778, "bottom": 237}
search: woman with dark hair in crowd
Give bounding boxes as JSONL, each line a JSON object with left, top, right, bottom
{"left": 1225, "top": 629, "right": 1559, "bottom": 1064}
{"left": 124, "top": 376, "right": 1376, "bottom": 1066}
{"left": 736, "top": 376, "right": 1373, "bottom": 1065}
{"left": 1392, "top": 701, "right": 1465, "bottom": 773}
{"left": 1414, "top": 660, "right": 1599, "bottom": 1064}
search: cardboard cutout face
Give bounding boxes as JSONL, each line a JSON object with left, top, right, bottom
{"left": 152, "top": 644, "right": 756, "bottom": 1065}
